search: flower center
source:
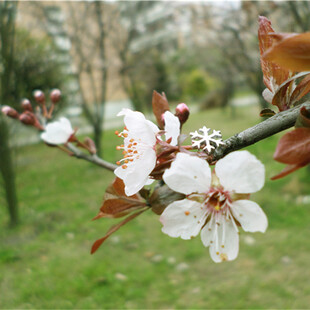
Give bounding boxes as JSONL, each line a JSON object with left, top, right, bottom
{"left": 115, "top": 128, "right": 146, "bottom": 169}
{"left": 205, "top": 190, "right": 230, "bottom": 213}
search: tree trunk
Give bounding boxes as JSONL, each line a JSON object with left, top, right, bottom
{"left": 0, "top": 1, "right": 19, "bottom": 226}
{"left": 0, "top": 117, "right": 19, "bottom": 226}
{"left": 94, "top": 123, "right": 103, "bottom": 158}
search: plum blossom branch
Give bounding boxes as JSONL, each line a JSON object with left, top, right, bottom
{"left": 66, "top": 102, "right": 309, "bottom": 174}
{"left": 212, "top": 102, "right": 310, "bottom": 162}
{"left": 66, "top": 143, "right": 117, "bottom": 171}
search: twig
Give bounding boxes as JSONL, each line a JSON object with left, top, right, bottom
{"left": 66, "top": 143, "right": 117, "bottom": 171}
{"left": 212, "top": 102, "right": 310, "bottom": 161}
{"left": 67, "top": 103, "right": 309, "bottom": 171}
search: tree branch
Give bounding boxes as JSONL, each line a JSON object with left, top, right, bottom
{"left": 64, "top": 102, "right": 308, "bottom": 176}
{"left": 212, "top": 102, "right": 310, "bottom": 161}
{"left": 66, "top": 143, "right": 117, "bottom": 171}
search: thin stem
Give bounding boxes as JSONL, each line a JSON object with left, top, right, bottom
{"left": 66, "top": 143, "right": 117, "bottom": 171}
{"left": 212, "top": 102, "right": 310, "bottom": 162}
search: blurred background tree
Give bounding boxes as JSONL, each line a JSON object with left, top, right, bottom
{"left": 64, "top": 1, "right": 111, "bottom": 156}
{"left": 10, "top": 29, "right": 66, "bottom": 111}
{"left": 0, "top": 1, "right": 19, "bottom": 227}
{"left": 2, "top": 0, "right": 310, "bottom": 226}
{"left": 0, "top": 1, "right": 67, "bottom": 226}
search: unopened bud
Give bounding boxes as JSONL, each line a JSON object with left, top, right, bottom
{"left": 175, "top": 103, "right": 190, "bottom": 125}
{"left": 21, "top": 98, "right": 33, "bottom": 112}
{"left": 160, "top": 113, "right": 165, "bottom": 126}
{"left": 1, "top": 105, "right": 19, "bottom": 119}
{"left": 50, "top": 89, "right": 61, "bottom": 103}
{"left": 33, "top": 90, "right": 45, "bottom": 104}
{"left": 19, "top": 111, "right": 37, "bottom": 126}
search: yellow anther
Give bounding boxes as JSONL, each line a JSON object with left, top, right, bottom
{"left": 130, "top": 138, "right": 134, "bottom": 143}
{"left": 184, "top": 211, "right": 190, "bottom": 216}
{"left": 214, "top": 205, "right": 220, "bottom": 211}
{"left": 128, "top": 144, "right": 132, "bottom": 148}
{"left": 216, "top": 252, "right": 219, "bottom": 255}
{"left": 221, "top": 245, "right": 224, "bottom": 248}
{"left": 116, "top": 161, "right": 121, "bottom": 165}
{"left": 220, "top": 253, "right": 228, "bottom": 261}
{"left": 122, "top": 150, "right": 127, "bottom": 155}
{"left": 122, "top": 165, "right": 127, "bottom": 169}
{"left": 124, "top": 160, "right": 128, "bottom": 163}
{"left": 123, "top": 133, "right": 128, "bottom": 138}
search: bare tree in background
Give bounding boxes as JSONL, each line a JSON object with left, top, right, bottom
{"left": 0, "top": 0, "right": 19, "bottom": 226}
{"left": 211, "top": 3, "right": 271, "bottom": 109}
{"left": 285, "top": 1, "right": 310, "bottom": 32}
{"left": 64, "top": 2, "right": 112, "bottom": 157}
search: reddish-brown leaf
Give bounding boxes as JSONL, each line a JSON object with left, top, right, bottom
{"left": 91, "top": 209, "right": 147, "bottom": 254}
{"left": 99, "top": 199, "right": 144, "bottom": 218}
{"left": 263, "top": 32, "right": 310, "bottom": 72}
{"left": 273, "top": 127, "right": 310, "bottom": 165}
{"left": 152, "top": 90, "right": 170, "bottom": 129}
{"left": 258, "top": 16, "right": 290, "bottom": 91}
{"left": 290, "top": 75, "right": 310, "bottom": 104}
{"left": 271, "top": 163, "right": 306, "bottom": 180}
{"left": 271, "top": 72, "right": 310, "bottom": 111}
{"left": 101, "top": 199, "right": 139, "bottom": 214}
{"left": 259, "top": 108, "right": 276, "bottom": 117}
{"left": 91, "top": 178, "right": 148, "bottom": 252}
{"left": 295, "top": 106, "right": 310, "bottom": 128}
{"left": 84, "top": 137, "right": 97, "bottom": 154}
{"left": 94, "top": 178, "right": 146, "bottom": 219}
{"left": 105, "top": 178, "right": 140, "bottom": 200}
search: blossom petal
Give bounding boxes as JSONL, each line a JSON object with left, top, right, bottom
{"left": 231, "top": 200, "right": 268, "bottom": 233}
{"left": 41, "top": 117, "right": 74, "bottom": 145}
{"left": 262, "top": 88, "right": 274, "bottom": 104}
{"left": 164, "top": 111, "right": 180, "bottom": 146}
{"left": 163, "top": 152, "right": 211, "bottom": 195}
{"left": 146, "top": 120, "right": 160, "bottom": 135}
{"left": 160, "top": 199, "right": 207, "bottom": 240}
{"left": 117, "top": 109, "right": 158, "bottom": 145}
{"left": 114, "top": 147, "right": 156, "bottom": 196}
{"left": 201, "top": 216, "right": 239, "bottom": 263}
{"left": 145, "top": 178, "right": 155, "bottom": 185}
{"left": 215, "top": 151, "right": 265, "bottom": 194}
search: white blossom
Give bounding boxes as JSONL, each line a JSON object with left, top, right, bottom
{"left": 160, "top": 151, "right": 267, "bottom": 263}
{"left": 114, "top": 109, "right": 180, "bottom": 196}
{"left": 41, "top": 117, "right": 74, "bottom": 145}
{"left": 190, "top": 126, "right": 224, "bottom": 153}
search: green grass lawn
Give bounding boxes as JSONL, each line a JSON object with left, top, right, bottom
{"left": 1, "top": 105, "right": 310, "bottom": 309}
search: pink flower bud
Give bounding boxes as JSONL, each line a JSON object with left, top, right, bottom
{"left": 50, "top": 89, "right": 61, "bottom": 104}
{"left": 160, "top": 113, "right": 166, "bottom": 126}
{"left": 175, "top": 103, "right": 190, "bottom": 125}
{"left": 1, "top": 105, "right": 19, "bottom": 119}
{"left": 19, "top": 111, "right": 37, "bottom": 126}
{"left": 33, "top": 90, "right": 45, "bottom": 104}
{"left": 21, "top": 98, "right": 33, "bottom": 112}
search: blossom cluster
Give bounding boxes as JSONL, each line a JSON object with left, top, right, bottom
{"left": 2, "top": 88, "right": 268, "bottom": 263}
{"left": 1, "top": 89, "right": 95, "bottom": 155}
{"left": 108, "top": 103, "right": 267, "bottom": 263}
